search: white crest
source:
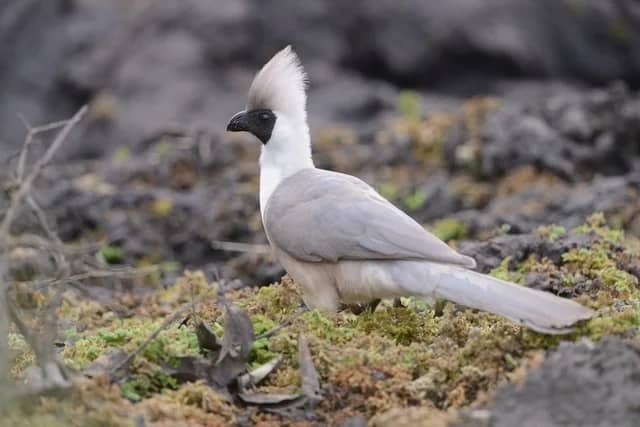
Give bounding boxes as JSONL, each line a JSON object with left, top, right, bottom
{"left": 248, "top": 46, "right": 308, "bottom": 125}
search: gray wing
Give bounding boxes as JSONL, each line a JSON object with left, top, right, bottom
{"left": 264, "top": 169, "right": 476, "bottom": 268}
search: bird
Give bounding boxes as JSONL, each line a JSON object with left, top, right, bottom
{"left": 226, "top": 46, "right": 594, "bottom": 334}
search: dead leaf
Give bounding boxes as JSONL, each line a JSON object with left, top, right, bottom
{"left": 237, "top": 392, "right": 303, "bottom": 406}
{"left": 298, "top": 334, "right": 321, "bottom": 404}
{"left": 84, "top": 348, "right": 129, "bottom": 381}
{"left": 163, "top": 356, "right": 213, "bottom": 384}
{"left": 237, "top": 354, "right": 283, "bottom": 390}
{"left": 216, "top": 303, "right": 254, "bottom": 364}
{"left": 195, "top": 320, "right": 222, "bottom": 352}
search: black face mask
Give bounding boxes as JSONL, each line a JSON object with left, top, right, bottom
{"left": 226, "top": 109, "right": 276, "bottom": 144}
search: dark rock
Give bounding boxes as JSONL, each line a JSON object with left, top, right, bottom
{"left": 475, "top": 84, "right": 640, "bottom": 180}
{"left": 481, "top": 337, "right": 640, "bottom": 427}
{"left": 458, "top": 229, "right": 599, "bottom": 274}
{"left": 3, "top": 0, "right": 640, "bottom": 160}
{"left": 455, "top": 173, "right": 640, "bottom": 236}
{"left": 458, "top": 234, "right": 543, "bottom": 273}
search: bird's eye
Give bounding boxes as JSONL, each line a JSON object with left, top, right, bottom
{"left": 260, "top": 113, "right": 270, "bottom": 121}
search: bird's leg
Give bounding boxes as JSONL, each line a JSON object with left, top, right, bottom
{"left": 343, "top": 298, "right": 382, "bottom": 315}
{"left": 393, "top": 297, "right": 404, "bottom": 308}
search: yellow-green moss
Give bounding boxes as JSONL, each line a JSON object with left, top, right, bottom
{"left": 250, "top": 314, "right": 278, "bottom": 367}
{"left": 562, "top": 245, "right": 638, "bottom": 293}
{"left": 121, "top": 368, "right": 178, "bottom": 402}
{"left": 536, "top": 224, "right": 567, "bottom": 242}
{"left": 354, "top": 306, "right": 433, "bottom": 345}
{"left": 397, "top": 90, "right": 422, "bottom": 119}
{"left": 301, "top": 310, "right": 357, "bottom": 344}
{"left": 430, "top": 218, "right": 468, "bottom": 241}
{"left": 573, "top": 212, "right": 624, "bottom": 243}
{"left": 378, "top": 183, "right": 400, "bottom": 201}
{"left": 62, "top": 318, "right": 199, "bottom": 370}
{"left": 489, "top": 256, "right": 525, "bottom": 283}
{"left": 8, "top": 333, "right": 35, "bottom": 379}
{"left": 242, "top": 279, "right": 301, "bottom": 319}
{"left": 403, "top": 189, "right": 427, "bottom": 211}
{"left": 580, "top": 304, "right": 640, "bottom": 339}
{"left": 97, "top": 245, "right": 124, "bottom": 264}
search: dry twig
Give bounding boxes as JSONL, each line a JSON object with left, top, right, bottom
{"left": 0, "top": 106, "right": 87, "bottom": 385}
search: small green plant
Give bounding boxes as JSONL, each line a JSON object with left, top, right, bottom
{"left": 112, "top": 146, "right": 131, "bottom": 162}
{"left": 378, "top": 183, "right": 399, "bottom": 201}
{"left": 537, "top": 225, "right": 566, "bottom": 242}
{"left": 397, "top": 90, "right": 422, "bottom": 120}
{"left": 98, "top": 245, "right": 124, "bottom": 264}
{"left": 403, "top": 189, "right": 427, "bottom": 211}
{"left": 430, "top": 218, "right": 468, "bottom": 241}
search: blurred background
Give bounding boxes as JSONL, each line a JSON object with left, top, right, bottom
{"left": 1, "top": 0, "right": 639, "bottom": 286}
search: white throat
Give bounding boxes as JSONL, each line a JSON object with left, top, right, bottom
{"left": 259, "top": 113, "right": 314, "bottom": 219}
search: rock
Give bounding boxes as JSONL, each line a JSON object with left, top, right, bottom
{"left": 458, "top": 229, "right": 599, "bottom": 273}
{"left": 474, "top": 84, "right": 640, "bottom": 180}
{"left": 3, "top": 0, "right": 640, "bottom": 159}
{"left": 455, "top": 173, "right": 640, "bottom": 236}
{"left": 481, "top": 337, "right": 640, "bottom": 427}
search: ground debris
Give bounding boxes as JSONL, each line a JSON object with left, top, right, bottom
{"left": 83, "top": 348, "right": 129, "bottom": 380}
{"left": 238, "top": 334, "right": 323, "bottom": 420}
{"left": 476, "top": 337, "right": 640, "bottom": 427}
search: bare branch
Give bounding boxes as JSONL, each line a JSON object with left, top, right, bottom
{"left": 30, "top": 265, "right": 161, "bottom": 292}
{"left": 17, "top": 119, "right": 72, "bottom": 182}
{"left": 0, "top": 106, "right": 87, "bottom": 384}
{"left": 0, "top": 105, "right": 87, "bottom": 244}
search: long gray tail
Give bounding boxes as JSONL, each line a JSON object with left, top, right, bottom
{"left": 411, "top": 263, "right": 594, "bottom": 334}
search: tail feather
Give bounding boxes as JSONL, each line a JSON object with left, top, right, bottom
{"left": 416, "top": 264, "right": 594, "bottom": 334}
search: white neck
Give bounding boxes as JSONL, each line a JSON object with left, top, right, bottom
{"left": 259, "top": 114, "right": 314, "bottom": 219}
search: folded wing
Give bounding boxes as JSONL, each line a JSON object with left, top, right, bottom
{"left": 264, "top": 169, "right": 476, "bottom": 268}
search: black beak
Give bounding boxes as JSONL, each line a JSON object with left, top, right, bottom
{"left": 226, "top": 111, "right": 249, "bottom": 132}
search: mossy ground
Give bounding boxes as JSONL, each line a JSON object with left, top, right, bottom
{"left": 2, "top": 216, "right": 639, "bottom": 426}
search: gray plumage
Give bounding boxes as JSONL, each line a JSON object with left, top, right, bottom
{"left": 266, "top": 169, "right": 475, "bottom": 267}
{"left": 264, "top": 168, "right": 593, "bottom": 334}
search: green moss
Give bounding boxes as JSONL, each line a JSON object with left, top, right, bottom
{"left": 8, "top": 333, "right": 35, "bottom": 379}
{"left": 536, "top": 224, "right": 566, "bottom": 242}
{"left": 489, "top": 257, "right": 524, "bottom": 283}
{"left": 250, "top": 315, "right": 278, "bottom": 367}
{"left": 244, "top": 281, "right": 301, "bottom": 319}
{"left": 562, "top": 245, "right": 638, "bottom": 292}
{"left": 580, "top": 304, "right": 640, "bottom": 339}
{"left": 121, "top": 369, "right": 178, "bottom": 402}
{"left": 354, "top": 306, "right": 432, "bottom": 345}
{"left": 378, "top": 183, "right": 400, "bottom": 201}
{"left": 430, "top": 218, "right": 468, "bottom": 241}
{"left": 397, "top": 90, "right": 422, "bottom": 119}
{"left": 63, "top": 319, "right": 199, "bottom": 370}
{"left": 302, "top": 310, "right": 357, "bottom": 344}
{"left": 97, "top": 245, "right": 124, "bottom": 264}
{"left": 403, "top": 189, "right": 427, "bottom": 211}
{"left": 573, "top": 212, "right": 624, "bottom": 243}
{"left": 112, "top": 145, "right": 131, "bottom": 162}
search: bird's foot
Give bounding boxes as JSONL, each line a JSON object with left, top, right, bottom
{"left": 342, "top": 298, "right": 382, "bottom": 315}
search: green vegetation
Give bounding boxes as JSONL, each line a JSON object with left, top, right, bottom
{"left": 397, "top": 90, "right": 422, "bottom": 119}
{"left": 430, "top": 218, "right": 468, "bottom": 241}
{"left": 98, "top": 245, "right": 124, "bottom": 264}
